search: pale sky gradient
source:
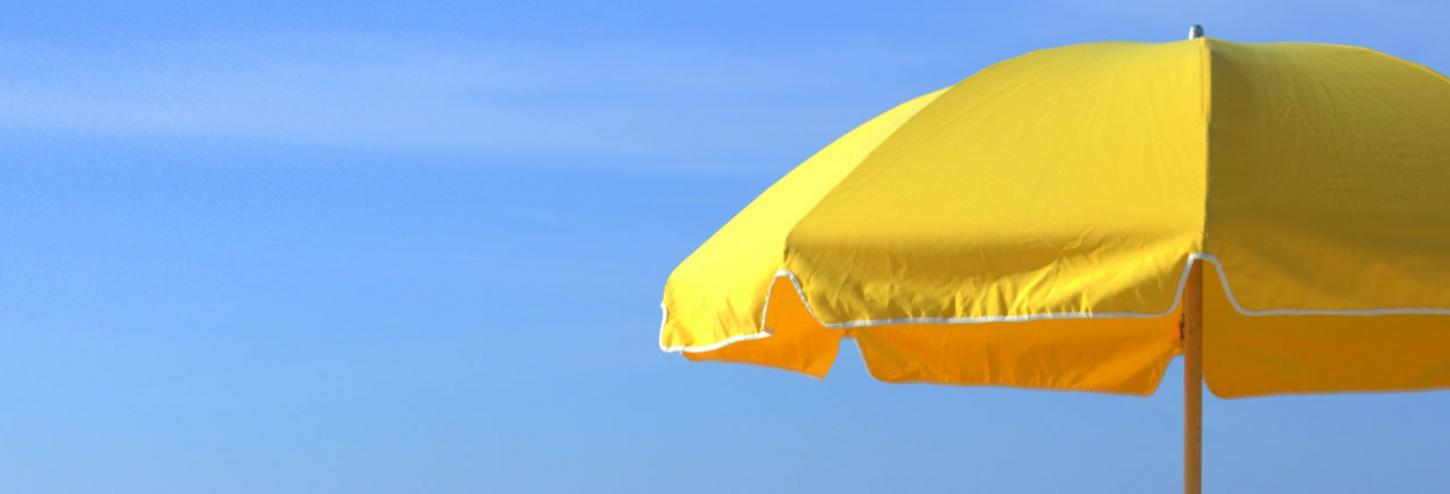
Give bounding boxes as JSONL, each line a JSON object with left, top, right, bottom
{"left": 2, "top": 1, "right": 1449, "bottom": 493}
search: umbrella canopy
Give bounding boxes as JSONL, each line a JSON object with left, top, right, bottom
{"left": 659, "top": 35, "right": 1450, "bottom": 398}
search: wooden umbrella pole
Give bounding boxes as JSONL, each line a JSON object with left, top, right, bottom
{"left": 1183, "top": 261, "right": 1204, "bottom": 494}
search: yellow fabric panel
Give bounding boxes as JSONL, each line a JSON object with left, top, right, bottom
{"left": 659, "top": 89, "right": 944, "bottom": 351}
{"left": 1206, "top": 41, "right": 1450, "bottom": 310}
{"left": 852, "top": 315, "right": 1182, "bottom": 395}
{"left": 786, "top": 41, "right": 1206, "bottom": 324}
{"left": 1203, "top": 266, "right": 1450, "bottom": 397}
{"left": 684, "top": 277, "right": 842, "bottom": 378}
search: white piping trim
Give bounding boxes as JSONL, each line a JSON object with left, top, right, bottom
{"left": 659, "top": 328, "right": 772, "bottom": 353}
{"left": 660, "top": 252, "right": 1450, "bottom": 353}
{"left": 658, "top": 298, "right": 778, "bottom": 353}
{"left": 1198, "top": 253, "right": 1450, "bottom": 317}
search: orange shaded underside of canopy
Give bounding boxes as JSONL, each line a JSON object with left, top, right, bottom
{"left": 685, "top": 273, "right": 1450, "bottom": 398}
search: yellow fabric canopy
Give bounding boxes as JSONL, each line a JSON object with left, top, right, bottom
{"left": 659, "top": 38, "right": 1450, "bottom": 397}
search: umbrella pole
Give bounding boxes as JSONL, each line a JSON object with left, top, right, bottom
{"left": 1183, "top": 261, "right": 1204, "bottom": 494}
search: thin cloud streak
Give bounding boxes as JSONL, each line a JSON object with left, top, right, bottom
{"left": 0, "top": 33, "right": 962, "bottom": 164}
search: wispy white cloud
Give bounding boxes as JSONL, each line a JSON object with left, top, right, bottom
{"left": 0, "top": 32, "right": 962, "bottom": 166}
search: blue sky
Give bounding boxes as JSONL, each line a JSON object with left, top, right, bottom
{"left": 2, "top": 1, "right": 1449, "bottom": 492}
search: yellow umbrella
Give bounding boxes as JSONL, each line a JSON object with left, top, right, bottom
{"left": 658, "top": 26, "right": 1450, "bottom": 493}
